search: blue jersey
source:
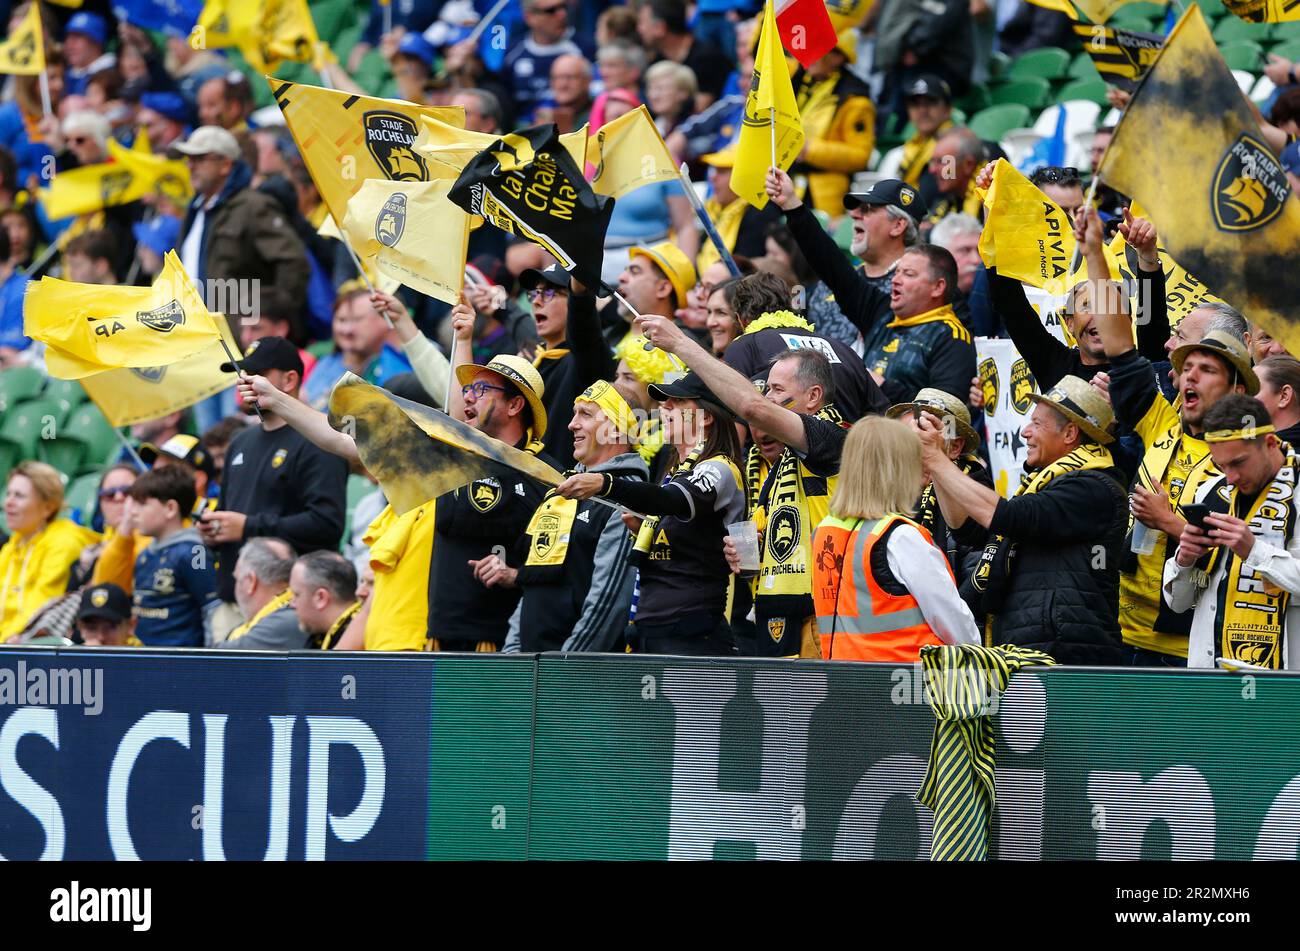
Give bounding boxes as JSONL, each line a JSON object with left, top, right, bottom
{"left": 132, "top": 528, "right": 217, "bottom": 647}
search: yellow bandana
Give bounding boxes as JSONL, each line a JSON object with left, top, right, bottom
{"left": 576, "top": 379, "right": 638, "bottom": 439}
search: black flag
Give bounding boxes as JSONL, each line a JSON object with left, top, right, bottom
{"left": 448, "top": 124, "right": 614, "bottom": 289}
{"left": 1072, "top": 22, "right": 1164, "bottom": 92}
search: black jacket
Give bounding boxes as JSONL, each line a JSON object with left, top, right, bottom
{"left": 984, "top": 466, "right": 1129, "bottom": 665}
{"left": 535, "top": 290, "right": 618, "bottom": 466}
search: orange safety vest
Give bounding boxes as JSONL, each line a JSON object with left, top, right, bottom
{"left": 812, "top": 513, "right": 946, "bottom": 662}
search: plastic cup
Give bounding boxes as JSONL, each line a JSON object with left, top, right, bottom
{"left": 727, "top": 520, "right": 761, "bottom": 572}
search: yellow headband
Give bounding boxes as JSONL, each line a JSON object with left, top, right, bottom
{"left": 1204, "top": 424, "right": 1275, "bottom": 444}
{"left": 575, "top": 380, "right": 637, "bottom": 440}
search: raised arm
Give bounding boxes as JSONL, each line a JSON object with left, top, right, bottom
{"left": 237, "top": 374, "right": 361, "bottom": 466}
{"left": 372, "top": 290, "right": 450, "bottom": 409}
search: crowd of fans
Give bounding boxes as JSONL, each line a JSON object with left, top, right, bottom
{"left": 2, "top": 0, "right": 1299, "bottom": 670}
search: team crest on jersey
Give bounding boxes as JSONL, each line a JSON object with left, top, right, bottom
{"left": 767, "top": 506, "right": 801, "bottom": 564}
{"left": 1009, "top": 357, "right": 1035, "bottom": 414}
{"left": 532, "top": 513, "right": 560, "bottom": 558}
{"left": 271, "top": 449, "right": 288, "bottom": 469}
{"left": 130, "top": 366, "right": 167, "bottom": 384}
{"left": 363, "top": 110, "right": 427, "bottom": 181}
{"left": 152, "top": 568, "right": 176, "bottom": 596}
{"left": 1212, "top": 133, "right": 1288, "bottom": 233}
{"left": 767, "top": 617, "right": 786, "bottom": 644}
{"left": 978, "top": 357, "right": 1000, "bottom": 416}
{"left": 137, "top": 299, "right": 185, "bottom": 333}
{"left": 375, "top": 192, "right": 407, "bottom": 247}
{"left": 101, "top": 169, "right": 133, "bottom": 205}
{"left": 470, "top": 477, "right": 503, "bottom": 512}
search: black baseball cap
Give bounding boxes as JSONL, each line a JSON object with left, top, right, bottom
{"left": 77, "top": 584, "right": 132, "bottom": 625}
{"left": 519, "top": 263, "right": 570, "bottom": 292}
{"left": 843, "top": 179, "right": 928, "bottom": 222}
{"left": 138, "top": 433, "right": 216, "bottom": 478}
{"left": 647, "top": 371, "right": 735, "bottom": 418}
{"left": 904, "top": 74, "right": 952, "bottom": 104}
{"left": 220, "top": 335, "right": 304, "bottom": 376}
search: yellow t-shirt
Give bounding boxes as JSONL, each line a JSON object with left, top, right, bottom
{"left": 0, "top": 519, "right": 101, "bottom": 642}
{"left": 363, "top": 500, "right": 436, "bottom": 651}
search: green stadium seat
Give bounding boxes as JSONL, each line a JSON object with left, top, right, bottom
{"left": 307, "top": 339, "right": 336, "bottom": 358}
{"left": 1057, "top": 78, "right": 1112, "bottom": 107}
{"left": 1109, "top": 13, "right": 1158, "bottom": 32}
{"left": 42, "top": 378, "right": 87, "bottom": 412}
{"left": 957, "top": 84, "right": 991, "bottom": 114}
{"left": 1194, "top": 0, "right": 1227, "bottom": 18}
{"left": 989, "top": 77, "right": 1052, "bottom": 109}
{"left": 63, "top": 472, "right": 101, "bottom": 526}
{"left": 1068, "top": 52, "right": 1101, "bottom": 81}
{"left": 1214, "top": 17, "right": 1272, "bottom": 46}
{"left": 0, "top": 365, "right": 44, "bottom": 413}
{"left": 0, "top": 398, "right": 62, "bottom": 477}
{"left": 1124, "top": 1, "right": 1169, "bottom": 17}
{"left": 1271, "top": 38, "right": 1300, "bottom": 61}
{"left": 988, "top": 50, "right": 1012, "bottom": 80}
{"left": 968, "top": 103, "right": 1033, "bottom": 142}
{"left": 39, "top": 402, "right": 119, "bottom": 477}
{"left": 1221, "top": 41, "right": 1266, "bottom": 70}
{"left": 354, "top": 49, "right": 394, "bottom": 97}
{"left": 313, "top": 0, "right": 358, "bottom": 46}
{"left": 1006, "top": 47, "right": 1071, "bottom": 81}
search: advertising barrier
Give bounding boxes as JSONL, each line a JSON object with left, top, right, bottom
{"left": 0, "top": 648, "right": 1296, "bottom": 860}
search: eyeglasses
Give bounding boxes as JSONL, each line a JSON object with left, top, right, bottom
{"left": 98, "top": 486, "right": 130, "bottom": 500}
{"left": 68, "top": 136, "right": 90, "bottom": 146}
{"left": 1035, "top": 166, "right": 1080, "bottom": 184}
{"left": 462, "top": 381, "right": 507, "bottom": 400}
{"left": 528, "top": 287, "right": 562, "bottom": 304}
{"left": 531, "top": 3, "right": 566, "bottom": 13}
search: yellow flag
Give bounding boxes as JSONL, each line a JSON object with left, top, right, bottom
{"left": 733, "top": 0, "right": 804, "bottom": 209}
{"left": 413, "top": 115, "right": 589, "bottom": 177}
{"left": 329, "top": 373, "right": 564, "bottom": 515}
{"left": 826, "top": 0, "right": 874, "bottom": 31}
{"left": 271, "top": 79, "right": 466, "bottom": 229}
{"left": 25, "top": 252, "right": 224, "bottom": 380}
{"left": 38, "top": 140, "right": 192, "bottom": 219}
{"left": 0, "top": 3, "right": 45, "bottom": 76}
{"left": 82, "top": 322, "right": 242, "bottom": 427}
{"left": 587, "top": 105, "right": 679, "bottom": 199}
{"left": 200, "top": 0, "right": 324, "bottom": 72}
{"left": 1222, "top": 0, "right": 1300, "bottom": 24}
{"left": 1099, "top": 5, "right": 1300, "bottom": 353}
{"left": 342, "top": 179, "right": 471, "bottom": 305}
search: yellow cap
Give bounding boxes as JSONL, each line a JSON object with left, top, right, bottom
{"left": 701, "top": 144, "right": 737, "bottom": 168}
{"left": 835, "top": 27, "right": 858, "bottom": 64}
{"left": 628, "top": 241, "right": 698, "bottom": 309}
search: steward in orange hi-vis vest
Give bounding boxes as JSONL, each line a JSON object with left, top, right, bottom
{"left": 813, "top": 513, "right": 946, "bottom": 661}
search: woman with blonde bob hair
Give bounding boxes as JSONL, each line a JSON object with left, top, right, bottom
{"left": 811, "top": 417, "right": 978, "bottom": 661}
{"left": 0, "top": 460, "right": 100, "bottom": 642}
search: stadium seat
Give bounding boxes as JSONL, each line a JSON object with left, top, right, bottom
{"left": 40, "top": 402, "right": 119, "bottom": 477}
{"left": 312, "top": 0, "right": 357, "bottom": 45}
{"left": 1056, "top": 79, "right": 1111, "bottom": 107}
{"left": 1270, "top": 38, "right": 1300, "bottom": 61}
{"left": 957, "top": 84, "right": 991, "bottom": 114}
{"left": 1214, "top": 17, "right": 1272, "bottom": 46}
{"left": 344, "top": 473, "right": 373, "bottom": 543}
{"left": 307, "top": 339, "right": 335, "bottom": 358}
{"left": 1109, "top": 12, "right": 1158, "bottom": 32}
{"left": 0, "top": 365, "right": 44, "bottom": 413}
{"left": 63, "top": 471, "right": 101, "bottom": 527}
{"left": 988, "top": 50, "right": 1012, "bottom": 80}
{"left": 1006, "top": 47, "right": 1071, "bottom": 82}
{"left": 1231, "top": 68, "right": 1257, "bottom": 94}
{"left": 0, "top": 398, "right": 62, "bottom": 477}
{"left": 43, "top": 378, "right": 87, "bottom": 412}
{"left": 1194, "top": 0, "right": 1228, "bottom": 18}
{"left": 354, "top": 49, "right": 394, "bottom": 97}
{"left": 1124, "top": 1, "right": 1169, "bottom": 18}
{"left": 1067, "top": 52, "right": 1101, "bottom": 81}
{"left": 1252, "top": 73, "right": 1277, "bottom": 103}
{"left": 969, "top": 103, "right": 1033, "bottom": 142}
{"left": 990, "top": 77, "right": 1052, "bottom": 109}
{"left": 1221, "top": 41, "right": 1266, "bottom": 71}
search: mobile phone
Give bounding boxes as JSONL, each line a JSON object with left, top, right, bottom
{"left": 1182, "top": 503, "right": 1212, "bottom": 531}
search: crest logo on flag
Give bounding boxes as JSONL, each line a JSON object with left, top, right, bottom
{"left": 470, "top": 477, "right": 503, "bottom": 512}
{"left": 363, "top": 111, "right": 428, "bottom": 182}
{"left": 1010, "top": 357, "right": 1035, "bottom": 414}
{"left": 137, "top": 299, "right": 185, "bottom": 333}
{"left": 979, "top": 357, "right": 1000, "bottom": 416}
{"left": 489, "top": 133, "right": 537, "bottom": 174}
{"left": 1212, "top": 133, "right": 1289, "bottom": 233}
{"left": 101, "top": 169, "right": 133, "bottom": 205}
{"left": 5, "top": 32, "right": 35, "bottom": 69}
{"left": 768, "top": 506, "right": 801, "bottom": 564}
{"left": 130, "top": 366, "right": 167, "bottom": 384}
{"left": 741, "top": 69, "right": 766, "bottom": 128}
{"left": 375, "top": 192, "right": 407, "bottom": 247}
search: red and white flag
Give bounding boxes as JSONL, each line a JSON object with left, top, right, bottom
{"left": 775, "top": 0, "right": 837, "bottom": 69}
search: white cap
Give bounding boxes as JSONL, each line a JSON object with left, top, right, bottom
{"left": 171, "top": 125, "right": 240, "bottom": 160}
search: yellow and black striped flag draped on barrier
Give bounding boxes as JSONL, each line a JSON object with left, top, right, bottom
{"left": 23, "top": 251, "right": 226, "bottom": 379}
{"left": 329, "top": 374, "right": 564, "bottom": 516}
{"left": 916, "top": 644, "right": 1057, "bottom": 861}
{"left": 1100, "top": 5, "right": 1300, "bottom": 356}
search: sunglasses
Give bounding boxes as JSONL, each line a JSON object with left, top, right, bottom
{"left": 98, "top": 486, "right": 131, "bottom": 500}
{"left": 1036, "top": 166, "right": 1080, "bottom": 183}
{"left": 531, "top": 3, "right": 566, "bottom": 13}
{"left": 528, "top": 287, "right": 563, "bottom": 303}
{"left": 462, "top": 381, "right": 507, "bottom": 400}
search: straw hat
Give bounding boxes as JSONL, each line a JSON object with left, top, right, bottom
{"left": 887, "top": 387, "right": 980, "bottom": 452}
{"left": 1170, "top": 330, "right": 1260, "bottom": 395}
{"left": 456, "top": 354, "right": 548, "bottom": 438}
{"left": 1027, "top": 375, "right": 1116, "bottom": 445}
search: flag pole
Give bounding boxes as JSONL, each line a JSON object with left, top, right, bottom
{"left": 38, "top": 71, "right": 52, "bottom": 119}
{"left": 113, "top": 427, "right": 148, "bottom": 471}
{"left": 467, "top": 0, "right": 512, "bottom": 44}
{"left": 1066, "top": 173, "right": 1103, "bottom": 279}
{"left": 382, "top": 1, "right": 393, "bottom": 37}
{"left": 769, "top": 107, "right": 776, "bottom": 171}
{"left": 216, "top": 335, "right": 266, "bottom": 423}
{"left": 338, "top": 235, "right": 395, "bottom": 330}
{"left": 677, "top": 162, "right": 741, "bottom": 278}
